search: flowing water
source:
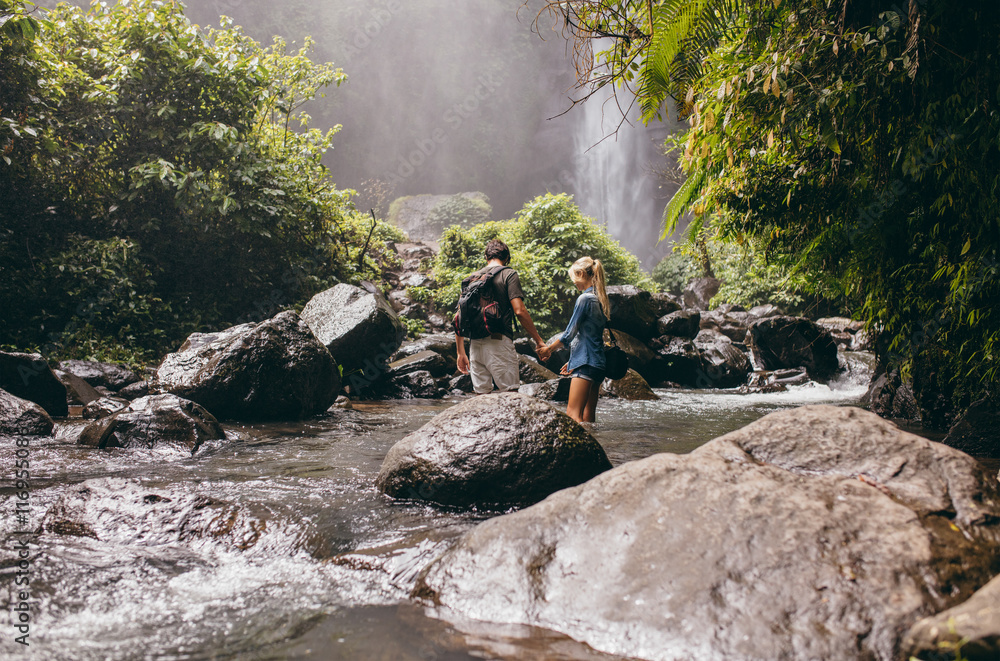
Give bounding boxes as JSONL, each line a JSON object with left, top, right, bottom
{"left": 1, "top": 353, "right": 876, "bottom": 660}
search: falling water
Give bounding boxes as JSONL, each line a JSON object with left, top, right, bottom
{"left": 567, "top": 83, "right": 676, "bottom": 268}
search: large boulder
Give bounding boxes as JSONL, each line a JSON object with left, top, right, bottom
{"left": 605, "top": 285, "right": 658, "bottom": 341}
{"left": 747, "top": 316, "right": 840, "bottom": 380}
{"left": 393, "top": 333, "right": 459, "bottom": 374}
{"left": 301, "top": 283, "right": 405, "bottom": 375}
{"left": 78, "top": 394, "right": 225, "bottom": 453}
{"left": 0, "top": 351, "right": 68, "bottom": 417}
{"left": 681, "top": 276, "right": 721, "bottom": 310}
{"left": 651, "top": 292, "right": 682, "bottom": 317}
{"left": 156, "top": 310, "right": 339, "bottom": 421}
{"left": 862, "top": 366, "right": 921, "bottom": 421}
{"left": 601, "top": 369, "right": 659, "bottom": 400}
{"left": 387, "top": 350, "right": 450, "bottom": 379}
{"left": 647, "top": 338, "right": 703, "bottom": 386}
{"left": 56, "top": 359, "right": 141, "bottom": 391}
{"left": 694, "top": 331, "right": 752, "bottom": 388}
{"left": 53, "top": 368, "right": 103, "bottom": 406}
{"left": 41, "top": 478, "right": 319, "bottom": 556}
{"left": 904, "top": 574, "right": 1000, "bottom": 661}
{"left": 943, "top": 399, "right": 1000, "bottom": 458}
{"left": 376, "top": 393, "right": 611, "bottom": 508}
{"left": 0, "top": 388, "right": 54, "bottom": 436}
{"left": 656, "top": 309, "right": 701, "bottom": 339}
{"left": 699, "top": 309, "right": 752, "bottom": 343}
{"left": 608, "top": 329, "right": 656, "bottom": 376}
{"left": 414, "top": 406, "right": 1000, "bottom": 661}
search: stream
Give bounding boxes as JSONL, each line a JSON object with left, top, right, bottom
{"left": 2, "top": 353, "right": 878, "bottom": 660}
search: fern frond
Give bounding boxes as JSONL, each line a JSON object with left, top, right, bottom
{"left": 661, "top": 171, "right": 705, "bottom": 240}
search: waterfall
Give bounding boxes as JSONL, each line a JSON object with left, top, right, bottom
{"left": 567, "top": 84, "right": 675, "bottom": 269}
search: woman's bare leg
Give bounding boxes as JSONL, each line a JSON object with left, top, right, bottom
{"left": 582, "top": 379, "right": 601, "bottom": 422}
{"left": 566, "top": 377, "right": 592, "bottom": 422}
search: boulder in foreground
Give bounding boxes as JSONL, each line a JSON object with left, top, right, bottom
{"left": 414, "top": 405, "right": 1000, "bottom": 661}
{"left": 376, "top": 392, "right": 611, "bottom": 508}
{"left": 156, "top": 310, "right": 339, "bottom": 421}
{"left": 78, "top": 394, "right": 225, "bottom": 453}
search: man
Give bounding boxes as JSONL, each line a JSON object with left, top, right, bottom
{"left": 456, "top": 239, "right": 550, "bottom": 393}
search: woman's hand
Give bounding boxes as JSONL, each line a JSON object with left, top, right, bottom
{"left": 559, "top": 363, "right": 571, "bottom": 376}
{"left": 536, "top": 344, "right": 552, "bottom": 362}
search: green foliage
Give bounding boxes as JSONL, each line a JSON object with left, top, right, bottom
{"left": 405, "top": 286, "right": 434, "bottom": 305}
{"left": 558, "top": 0, "right": 1000, "bottom": 420}
{"left": 400, "top": 317, "right": 426, "bottom": 340}
{"left": 0, "top": 0, "right": 397, "bottom": 362}
{"left": 651, "top": 247, "right": 697, "bottom": 296}
{"left": 434, "top": 194, "right": 653, "bottom": 337}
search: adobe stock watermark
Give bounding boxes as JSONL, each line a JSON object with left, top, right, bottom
{"left": 384, "top": 68, "right": 511, "bottom": 188}
{"left": 10, "top": 434, "right": 35, "bottom": 647}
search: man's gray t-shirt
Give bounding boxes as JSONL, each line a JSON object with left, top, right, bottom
{"left": 471, "top": 265, "right": 524, "bottom": 338}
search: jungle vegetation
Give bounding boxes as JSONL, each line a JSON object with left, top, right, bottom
{"left": 539, "top": 0, "right": 999, "bottom": 424}
{"left": 0, "top": 0, "right": 402, "bottom": 364}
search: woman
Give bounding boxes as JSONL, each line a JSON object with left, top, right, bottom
{"left": 540, "top": 256, "right": 611, "bottom": 422}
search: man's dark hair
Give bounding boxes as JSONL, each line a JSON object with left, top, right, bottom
{"left": 484, "top": 239, "right": 510, "bottom": 264}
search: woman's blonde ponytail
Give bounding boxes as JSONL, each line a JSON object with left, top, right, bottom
{"left": 593, "top": 259, "right": 610, "bottom": 320}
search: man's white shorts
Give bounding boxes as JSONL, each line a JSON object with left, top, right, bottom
{"left": 469, "top": 335, "right": 519, "bottom": 394}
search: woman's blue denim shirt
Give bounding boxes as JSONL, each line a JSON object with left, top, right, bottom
{"left": 559, "top": 287, "right": 606, "bottom": 371}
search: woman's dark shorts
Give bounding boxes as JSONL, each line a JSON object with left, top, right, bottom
{"left": 570, "top": 364, "right": 606, "bottom": 383}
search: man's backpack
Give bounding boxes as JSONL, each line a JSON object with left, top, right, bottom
{"left": 453, "top": 265, "right": 510, "bottom": 339}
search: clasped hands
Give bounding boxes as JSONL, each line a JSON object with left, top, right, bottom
{"left": 535, "top": 342, "right": 553, "bottom": 363}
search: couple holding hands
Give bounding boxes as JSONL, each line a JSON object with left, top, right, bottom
{"left": 455, "top": 239, "right": 610, "bottom": 423}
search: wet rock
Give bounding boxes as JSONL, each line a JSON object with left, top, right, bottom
{"left": 77, "top": 394, "right": 225, "bottom": 453}
{"left": 331, "top": 395, "right": 353, "bottom": 410}
{"left": 0, "top": 351, "right": 68, "bottom": 417}
{"left": 656, "top": 309, "right": 701, "bottom": 339}
{"left": 816, "top": 316, "right": 865, "bottom": 334}
{"left": 53, "top": 368, "right": 103, "bottom": 406}
{"left": 519, "top": 355, "right": 559, "bottom": 384}
{"left": 388, "top": 289, "right": 411, "bottom": 312}
{"left": 651, "top": 292, "right": 682, "bottom": 317}
{"left": 648, "top": 338, "right": 703, "bottom": 387}
{"left": 388, "top": 350, "right": 449, "bottom": 379}
{"left": 376, "top": 392, "right": 611, "bottom": 508}
{"left": 699, "top": 309, "right": 751, "bottom": 343}
{"left": 393, "top": 334, "right": 459, "bottom": 373}
{"left": 448, "top": 373, "right": 473, "bottom": 394}
{"left": 82, "top": 396, "right": 129, "bottom": 420}
{"left": 772, "top": 367, "right": 811, "bottom": 386}
{"left": 518, "top": 379, "right": 571, "bottom": 402}
{"left": 904, "top": 573, "right": 1000, "bottom": 661}
{"left": 414, "top": 405, "right": 1000, "bottom": 661}
{"left": 852, "top": 328, "right": 874, "bottom": 352}
{"left": 378, "top": 370, "right": 441, "bottom": 400}
{"left": 605, "top": 285, "right": 658, "bottom": 341}
{"left": 747, "top": 303, "right": 785, "bottom": 318}
{"left": 608, "top": 329, "right": 655, "bottom": 376}
{"left": 41, "top": 477, "right": 320, "bottom": 556}
{"left": 301, "top": 283, "right": 405, "bottom": 374}
{"left": 157, "top": 310, "right": 339, "bottom": 421}
{"left": 694, "top": 332, "right": 752, "bottom": 388}
{"left": 747, "top": 316, "right": 840, "bottom": 380}
{"left": 944, "top": 399, "right": 1000, "bottom": 458}
{"left": 117, "top": 380, "right": 150, "bottom": 400}
{"left": 56, "top": 359, "right": 141, "bottom": 391}
{"left": 0, "top": 388, "right": 54, "bottom": 436}
{"left": 601, "top": 369, "right": 659, "bottom": 400}
{"left": 863, "top": 367, "right": 921, "bottom": 421}
{"left": 681, "top": 276, "right": 721, "bottom": 310}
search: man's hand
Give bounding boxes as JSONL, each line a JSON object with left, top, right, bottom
{"left": 457, "top": 352, "right": 470, "bottom": 374}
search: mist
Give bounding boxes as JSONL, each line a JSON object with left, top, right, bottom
{"left": 48, "top": 0, "right": 683, "bottom": 267}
